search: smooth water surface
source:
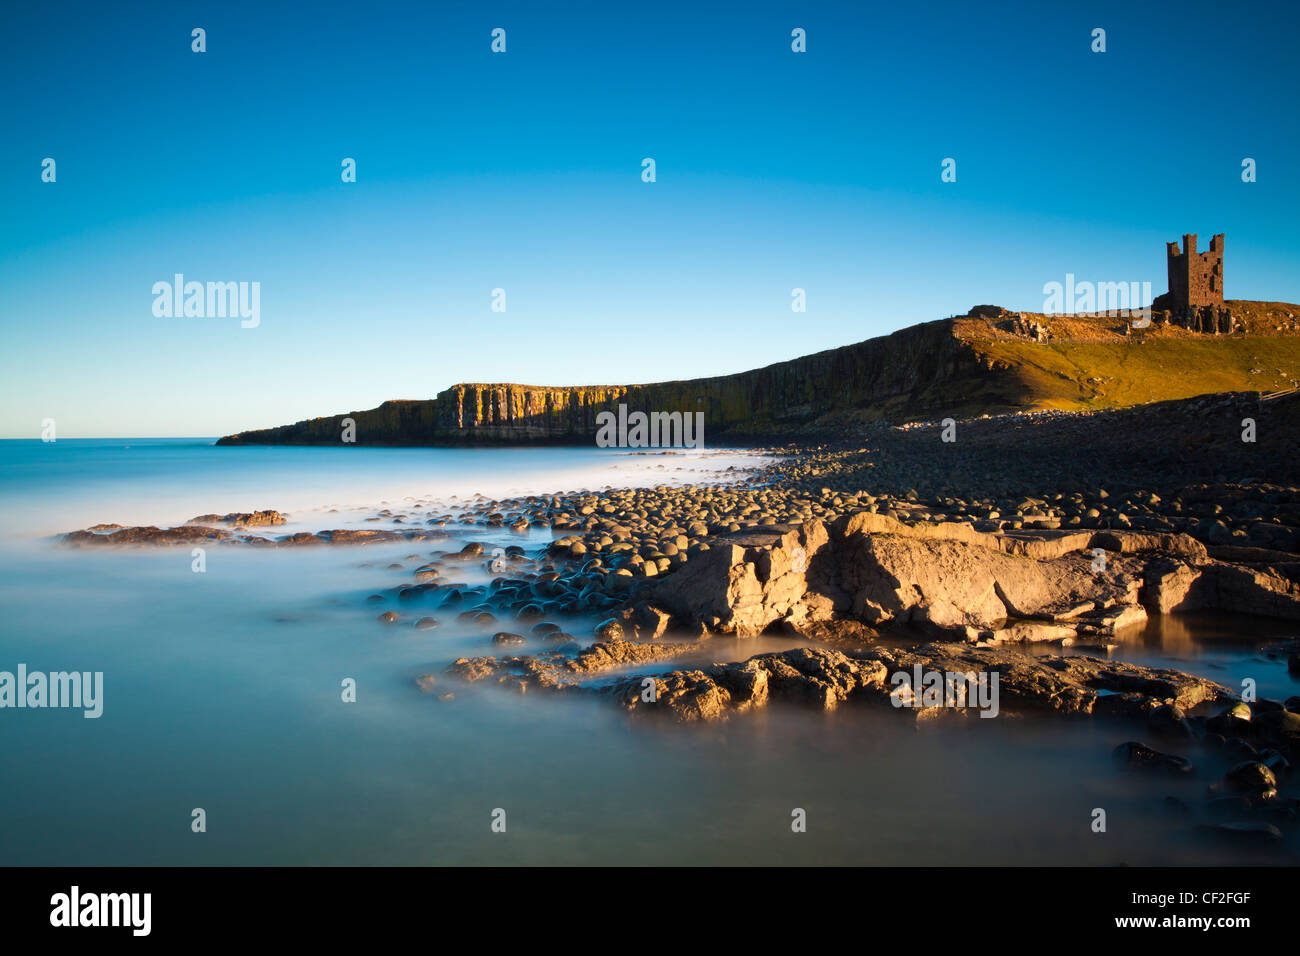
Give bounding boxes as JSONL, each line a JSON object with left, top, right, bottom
{"left": 0, "top": 440, "right": 1297, "bottom": 865}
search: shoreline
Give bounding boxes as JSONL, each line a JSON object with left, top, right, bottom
{"left": 47, "top": 389, "right": 1300, "bottom": 852}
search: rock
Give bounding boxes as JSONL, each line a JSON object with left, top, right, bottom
{"left": 415, "top": 674, "right": 438, "bottom": 693}
{"left": 188, "top": 510, "right": 286, "bottom": 527}
{"left": 1223, "top": 761, "right": 1278, "bottom": 794}
{"left": 377, "top": 611, "right": 400, "bottom": 624}
{"left": 1258, "top": 748, "right": 1292, "bottom": 776}
{"left": 609, "top": 647, "right": 890, "bottom": 722}
{"left": 1255, "top": 709, "right": 1300, "bottom": 747}
{"left": 1147, "top": 704, "right": 1193, "bottom": 739}
{"left": 1112, "top": 741, "right": 1194, "bottom": 775}
{"left": 415, "top": 617, "right": 439, "bottom": 630}
{"left": 1222, "top": 737, "right": 1258, "bottom": 759}
{"left": 631, "top": 602, "right": 673, "bottom": 640}
{"left": 1224, "top": 701, "right": 1253, "bottom": 721}
{"left": 492, "top": 632, "right": 526, "bottom": 646}
{"left": 646, "top": 515, "right": 1177, "bottom": 641}
{"left": 447, "top": 657, "right": 499, "bottom": 681}
{"left": 593, "top": 617, "right": 625, "bottom": 641}
{"left": 1207, "top": 713, "right": 1253, "bottom": 738}
{"left": 569, "top": 639, "right": 699, "bottom": 675}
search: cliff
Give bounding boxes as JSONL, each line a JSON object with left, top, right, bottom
{"left": 216, "top": 303, "right": 1300, "bottom": 446}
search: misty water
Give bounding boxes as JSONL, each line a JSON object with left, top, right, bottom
{"left": 1, "top": 440, "right": 1296, "bottom": 865}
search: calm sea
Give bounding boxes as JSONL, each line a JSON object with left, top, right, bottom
{"left": 0, "top": 439, "right": 1295, "bottom": 865}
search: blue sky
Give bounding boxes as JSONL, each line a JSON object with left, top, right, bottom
{"left": 2, "top": 0, "right": 1297, "bottom": 437}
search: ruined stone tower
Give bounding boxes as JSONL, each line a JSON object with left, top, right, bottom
{"left": 1166, "top": 233, "right": 1224, "bottom": 311}
{"left": 1158, "top": 233, "right": 1233, "bottom": 332}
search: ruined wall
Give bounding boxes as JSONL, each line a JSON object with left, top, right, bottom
{"left": 1166, "top": 233, "right": 1225, "bottom": 312}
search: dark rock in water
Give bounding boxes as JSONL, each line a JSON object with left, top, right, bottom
{"left": 377, "top": 611, "right": 400, "bottom": 624}
{"left": 1258, "top": 748, "right": 1292, "bottom": 776}
{"left": 457, "top": 609, "right": 498, "bottom": 628}
{"left": 531, "top": 621, "right": 561, "bottom": 636}
{"left": 366, "top": 594, "right": 387, "bottom": 603}
{"left": 1248, "top": 788, "right": 1280, "bottom": 807}
{"left": 516, "top": 604, "right": 545, "bottom": 620}
{"left": 1206, "top": 713, "right": 1253, "bottom": 738}
{"left": 1223, "top": 761, "right": 1278, "bottom": 793}
{"left": 1222, "top": 737, "right": 1258, "bottom": 759}
{"left": 492, "top": 632, "right": 526, "bottom": 646}
{"left": 1255, "top": 709, "right": 1300, "bottom": 747}
{"left": 594, "top": 617, "right": 625, "bottom": 641}
{"left": 1200, "top": 732, "right": 1226, "bottom": 751}
{"left": 440, "top": 590, "right": 464, "bottom": 607}
{"left": 1224, "top": 701, "right": 1253, "bottom": 720}
{"left": 1196, "top": 821, "right": 1283, "bottom": 844}
{"left": 1208, "top": 796, "right": 1253, "bottom": 819}
{"left": 1162, "top": 795, "right": 1191, "bottom": 817}
{"left": 415, "top": 617, "right": 439, "bottom": 630}
{"left": 1285, "top": 695, "right": 1300, "bottom": 714}
{"left": 1147, "top": 704, "right": 1192, "bottom": 740}
{"left": 459, "top": 542, "right": 484, "bottom": 557}
{"left": 1112, "top": 741, "right": 1194, "bottom": 775}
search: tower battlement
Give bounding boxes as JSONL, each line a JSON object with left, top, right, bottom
{"left": 1156, "top": 232, "right": 1233, "bottom": 333}
{"left": 1166, "top": 232, "right": 1224, "bottom": 311}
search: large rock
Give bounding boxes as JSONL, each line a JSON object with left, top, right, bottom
{"left": 647, "top": 513, "right": 1300, "bottom": 641}
{"left": 649, "top": 517, "right": 1145, "bottom": 639}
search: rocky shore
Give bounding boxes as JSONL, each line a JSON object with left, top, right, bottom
{"left": 63, "top": 388, "right": 1300, "bottom": 845}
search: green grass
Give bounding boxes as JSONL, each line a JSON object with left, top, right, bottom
{"left": 970, "top": 335, "right": 1300, "bottom": 411}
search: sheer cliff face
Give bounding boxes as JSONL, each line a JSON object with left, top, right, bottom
{"left": 215, "top": 319, "right": 1001, "bottom": 445}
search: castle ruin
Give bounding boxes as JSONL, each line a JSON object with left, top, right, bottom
{"left": 1156, "top": 233, "right": 1235, "bottom": 333}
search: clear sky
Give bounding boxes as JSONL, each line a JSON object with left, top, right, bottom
{"left": 2, "top": 0, "right": 1297, "bottom": 437}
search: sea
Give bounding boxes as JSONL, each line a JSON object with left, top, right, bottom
{"left": 0, "top": 439, "right": 1296, "bottom": 865}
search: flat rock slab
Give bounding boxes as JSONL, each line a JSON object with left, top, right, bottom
{"left": 446, "top": 640, "right": 1236, "bottom": 729}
